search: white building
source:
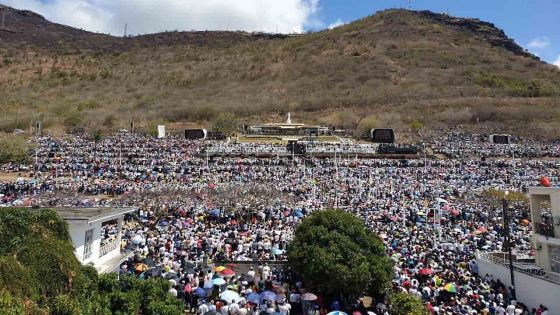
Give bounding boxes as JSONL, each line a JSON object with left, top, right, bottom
{"left": 476, "top": 187, "right": 560, "bottom": 313}
{"left": 529, "top": 187, "right": 560, "bottom": 273}
{"left": 37, "top": 207, "right": 136, "bottom": 273}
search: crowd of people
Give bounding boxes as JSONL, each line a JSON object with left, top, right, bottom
{"left": 1, "top": 130, "right": 558, "bottom": 314}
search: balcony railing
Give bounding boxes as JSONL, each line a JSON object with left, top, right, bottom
{"left": 534, "top": 224, "right": 556, "bottom": 238}
{"left": 478, "top": 251, "right": 560, "bottom": 285}
{"left": 99, "top": 239, "right": 118, "bottom": 258}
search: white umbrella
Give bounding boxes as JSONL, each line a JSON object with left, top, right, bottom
{"left": 219, "top": 290, "right": 240, "bottom": 304}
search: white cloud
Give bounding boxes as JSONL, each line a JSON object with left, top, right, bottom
{"left": 4, "top": 0, "right": 321, "bottom": 35}
{"left": 327, "top": 18, "right": 345, "bottom": 29}
{"left": 527, "top": 37, "right": 550, "bottom": 49}
{"left": 554, "top": 55, "right": 560, "bottom": 68}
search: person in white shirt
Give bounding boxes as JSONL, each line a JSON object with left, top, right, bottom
{"left": 247, "top": 267, "right": 256, "bottom": 277}
{"left": 278, "top": 301, "right": 291, "bottom": 315}
{"left": 198, "top": 303, "right": 209, "bottom": 315}
{"left": 230, "top": 301, "right": 240, "bottom": 315}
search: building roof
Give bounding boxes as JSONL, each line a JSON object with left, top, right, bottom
{"left": 528, "top": 187, "right": 560, "bottom": 195}
{"left": 30, "top": 207, "right": 137, "bottom": 223}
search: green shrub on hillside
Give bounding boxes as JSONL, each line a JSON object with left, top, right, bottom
{"left": 472, "top": 72, "right": 557, "bottom": 97}
{"left": 0, "top": 134, "right": 30, "bottom": 164}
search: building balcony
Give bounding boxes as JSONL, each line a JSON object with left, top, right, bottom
{"left": 99, "top": 238, "right": 118, "bottom": 258}
{"left": 477, "top": 251, "right": 560, "bottom": 285}
{"left": 534, "top": 224, "right": 556, "bottom": 238}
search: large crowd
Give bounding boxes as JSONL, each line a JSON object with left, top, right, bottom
{"left": 1, "top": 130, "right": 559, "bottom": 314}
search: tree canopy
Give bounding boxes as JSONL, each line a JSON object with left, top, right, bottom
{"left": 0, "top": 208, "right": 183, "bottom": 314}
{"left": 287, "top": 209, "right": 392, "bottom": 299}
{"left": 212, "top": 112, "right": 239, "bottom": 136}
{"left": 389, "top": 293, "right": 429, "bottom": 315}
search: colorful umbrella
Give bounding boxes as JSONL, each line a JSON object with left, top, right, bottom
{"left": 215, "top": 266, "right": 226, "bottom": 272}
{"left": 327, "top": 312, "right": 348, "bottom": 315}
{"left": 443, "top": 283, "right": 457, "bottom": 293}
{"left": 134, "top": 263, "right": 148, "bottom": 272}
{"left": 301, "top": 293, "right": 318, "bottom": 301}
{"left": 418, "top": 268, "right": 433, "bottom": 276}
{"left": 475, "top": 226, "right": 488, "bottom": 234}
{"left": 213, "top": 278, "right": 226, "bottom": 286}
{"left": 221, "top": 269, "right": 235, "bottom": 277}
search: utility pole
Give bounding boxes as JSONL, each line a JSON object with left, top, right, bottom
{"left": 124, "top": 24, "right": 127, "bottom": 37}
{"left": 334, "top": 149, "right": 338, "bottom": 209}
{"left": 502, "top": 192, "right": 516, "bottom": 300}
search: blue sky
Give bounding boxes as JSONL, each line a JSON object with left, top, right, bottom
{"left": 6, "top": 0, "right": 560, "bottom": 65}
{"left": 315, "top": 0, "right": 560, "bottom": 64}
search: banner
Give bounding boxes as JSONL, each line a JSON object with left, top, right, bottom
{"left": 157, "top": 125, "right": 165, "bottom": 138}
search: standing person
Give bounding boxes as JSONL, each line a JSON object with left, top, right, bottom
{"left": 290, "top": 289, "right": 301, "bottom": 315}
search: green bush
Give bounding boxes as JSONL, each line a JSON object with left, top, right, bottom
{"left": 0, "top": 135, "right": 30, "bottom": 164}
{"left": 212, "top": 112, "right": 239, "bottom": 135}
{"left": 389, "top": 293, "right": 429, "bottom": 315}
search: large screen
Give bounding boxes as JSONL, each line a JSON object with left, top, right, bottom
{"left": 371, "top": 129, "right": 395, "bottom": 143}
{"left": 286, "top": 141, "right": 306, "bottom": 154}
{"left": 184, "top": 129, "right": 207, "bottom": 140}
{"left": 492, "top": 135, "right": 510, "bottom": 144}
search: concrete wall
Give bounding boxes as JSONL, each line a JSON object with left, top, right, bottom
{"left": 67, "top": 220, "right": 102, "bottom": 265}
{"left": 477, "top": 258, "right": 560, "bottom": 314}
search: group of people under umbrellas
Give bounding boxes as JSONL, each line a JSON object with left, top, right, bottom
{"left": 1, "top": 129, "right": 558, "bottom": 314}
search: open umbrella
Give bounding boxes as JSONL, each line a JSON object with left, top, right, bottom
{"left": 132, "top": 235, "right": 143, "bottom": 245}
{"left": 219, "top": 290, "right": 241, "bottom": 304}
{"left": 327, "top": 312, "right": 348, "bottom": 315}
{"left": 213, "top": 278, "right": 226, "bottom": 286}
{"left": 195, "top": 287, "right": 206, "bottom": 298}
{"left": 221, "top": 269, "right": 235, "bottom": 277}
{"left": 418, "top": 268, "right": 433, "bottom": 276}
{"left": 143, "top": 266, "right": 162, "bottom": 278}
{"left": 215, "top": 266, "right": 226, "bottom": 272}
{"left": 260, "top": 291, "right": 277, "bottom": 302}
{"left": 165, "top": 272, "right": 177, "bottom": 279}
{"left": 301, "top": 293, "right": 317, "bottom": 301}
{"left": 246, "top": 292, "right": 260, "bottom": 304}
{"left": 135, "top": 263, "right": 149, "bottom": 273}
{"left": 476, "top": 226, "right": 488, "bottom": 234}
{"left": 443, "top": 283, "right": 457, "bottom": 293}
{"left": 240, "top": 274, "right": 255, "bottom": 283}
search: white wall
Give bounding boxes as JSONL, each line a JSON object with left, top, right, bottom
{"left": 67, "top": 220, "right": 102, "bottom": 265}
{"left": 477, "top": 258, "right": 560, "bottom": 314}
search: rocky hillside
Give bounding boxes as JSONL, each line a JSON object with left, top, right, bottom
{"left": 0, "top": 5, "right": 559, "bottom": 136}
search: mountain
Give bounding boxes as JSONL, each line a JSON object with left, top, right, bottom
{"left": 1, "top": 4, "right": 559, "bottom": 136}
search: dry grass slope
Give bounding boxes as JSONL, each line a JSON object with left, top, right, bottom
{"left": 0, "top": 6, "right": 559, "bottom": 137}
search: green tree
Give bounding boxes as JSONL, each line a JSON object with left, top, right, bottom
{"left": 0, "top": 208, "right": 184, "bottom": 314}
{"left": 357, "top": 115, "right": 379, "bottom": 139}
{"left": 287, "top": 209, "right": 392, "bottom": 300}
{"left": 212, "top": 112, "right": 239, "bottom": 136}
{"left": 389, "top": 293, "right": 429, "bottom": 315}
{"left": 409, "top": 120, "right": 424, "bottom": 134}
{"left": 0, "top": 135, "right": 29, "bottom": 164}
